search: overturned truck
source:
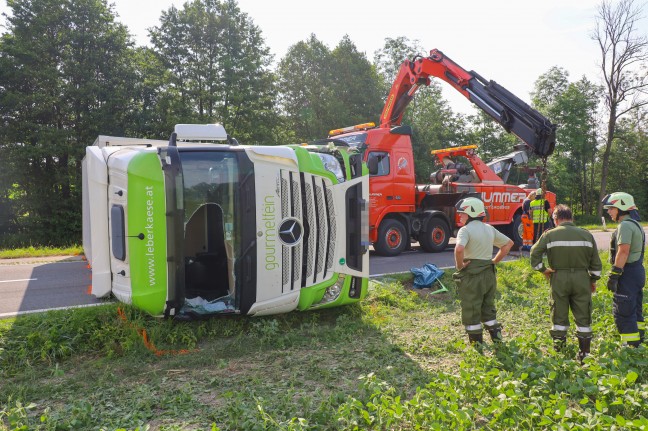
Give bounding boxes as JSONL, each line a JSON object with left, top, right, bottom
{"left": 82, "top": 124, "right": 369, "bottom": 318}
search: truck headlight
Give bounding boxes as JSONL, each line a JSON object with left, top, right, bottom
{"left": 312, "top": 275, "right": 345, "bottom": 307}
{"left": 322, "top": 283, "right": 342, "bottom": 303}
{"left": 317, "top": 153, "right": 345, "bottom": 182}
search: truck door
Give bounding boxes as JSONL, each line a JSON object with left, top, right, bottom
{"left": 367, "top": 151, "right": 391, "bottom": 236}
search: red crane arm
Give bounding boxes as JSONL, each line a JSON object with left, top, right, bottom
{"left": 380, "top": 49, "right": 472, "bottom": 128}
{"left": 379, "top": 49, "right": 556, "bottom": 158}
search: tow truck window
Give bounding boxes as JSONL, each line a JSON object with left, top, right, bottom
{"left": 368, "top": 152, "right": 390, "bottom": 176}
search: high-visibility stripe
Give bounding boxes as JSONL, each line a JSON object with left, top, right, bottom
{"left": 552, "top": 324, "right": 569, "bottom": 331}
{"left": 576, "top": 326, "right": 592, "bottom": 333}
{"left": 534, "top": 262, "right": 544, "bottom": 270}
{"left": 483, "top": 319, "right": 498, "bottom": 327}
{"left": 546, "top": 241, "right": 593, "bottom": 249}
{"left": 638, "top": 321, "right": 646, "bottom": 330}
{"left": 620, "top": 332, "right": 640, "bottom": 342}
{"left": 465, "top": 324, "right": 482, "bottom": 331}
{"left": 589, "top": 270, "right": 601, "bottom": 276}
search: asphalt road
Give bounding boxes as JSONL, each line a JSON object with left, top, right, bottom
{"left": 0, "top": 257, "right": 101, "bottom": 318}
{"left": 0, "top": 229, "right": 644, "bottom": 317}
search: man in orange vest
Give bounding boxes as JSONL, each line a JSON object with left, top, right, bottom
{"left": 521, "top": 214, "right": 534, "bottom": 251}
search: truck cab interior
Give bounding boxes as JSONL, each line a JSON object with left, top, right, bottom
{"left": 184, "top": 203, "right": 232, "bottom": 302}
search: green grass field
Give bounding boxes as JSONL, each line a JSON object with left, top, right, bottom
{"left": 0, "top": 245, "right": 83, "bottom": 259}
{"left": 1, "top": 253, "right": 648, "bottom": 430}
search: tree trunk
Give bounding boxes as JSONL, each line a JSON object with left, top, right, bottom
{"left": 598, "top": 106, "right": 617, "bottom": 217}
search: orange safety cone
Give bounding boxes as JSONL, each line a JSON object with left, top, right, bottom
{"left": 521, "top": 214, "right": 533, "bottom": 251}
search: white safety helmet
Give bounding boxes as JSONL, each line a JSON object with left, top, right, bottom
{"left": 602, "top": 192, "right": 637, "bottom": 211}
{"left": 455, "top": 197, "right": 486, "bottom": 218}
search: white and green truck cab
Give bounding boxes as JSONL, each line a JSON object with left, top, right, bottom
{"left": 82, "top": 124, "right": 369, "bottom": 318}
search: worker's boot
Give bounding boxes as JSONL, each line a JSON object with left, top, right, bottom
{"left": 487, "top": 326, "right": 503, "bottom": 343}
{"left": 552, "top": 336, "right": 566, "bottom": 352}
{"left": 577, "top": 336, "right": 591, "bottom": 364}
{"left": 468, "top": 333, "right": 484, "bottom": 351}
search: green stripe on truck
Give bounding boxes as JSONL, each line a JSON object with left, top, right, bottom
{"left": 127, "top": 152, "right": 168, "bottom": 315}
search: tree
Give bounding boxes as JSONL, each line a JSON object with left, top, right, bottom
{"left": 149, "top": 0, "right": 280, "bottom": 144}
{"left": 277, "top": 34, "right": 382, "bottom": 141}
{"left": 593, "top": 0, "right": 648, "bottom": 216}
{"left": 277, "top": 35, "right": 335, "bottom": 141}
{"left": 532, "top": 68, "right": 602, "bottom": 214}
{"left": 606, "top": 112, "right": 648, "bottom": 212}
{"left": 329, "top": 36, "right": 383, "bottom": 127}
{"left": 0, "top": 0, "right": 135, "bottom": 245}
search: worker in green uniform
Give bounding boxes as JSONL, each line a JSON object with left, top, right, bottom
{"left": 530, "top": 187, "right": 551, "bottom": 242}
{"left": 530, "top": 204, "right": 602, "bottom": 362}
{"left": 602, "top": 192, "right": 645, "bottom": 347}
{"left": 453, "top": 197, "right": 514, "bottom": 346}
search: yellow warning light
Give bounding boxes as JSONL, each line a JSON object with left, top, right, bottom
{"left": 430, "top": 144, "right": 478, "bottom": 155}
{"left": 353, "top": 122, "right": 375, "bottom": 130}
{"left": 328, "top": 122, "right": 375, "bottom": 137}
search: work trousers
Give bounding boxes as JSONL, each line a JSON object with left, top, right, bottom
{"left": 549, "top": 269, "right": 592, "bottom": 339}
{"left": 533, "top": 222, "right": 551, "bottom": 243}
{"left": 613, "top": 259, "right": 646, "bottom": 344}
{"left": 453, "top": 259, "right": 499, "bottom": 334}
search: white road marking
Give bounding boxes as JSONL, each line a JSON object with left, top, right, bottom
{"left": 0, "top": 278, "right": 37, "bottom": 283}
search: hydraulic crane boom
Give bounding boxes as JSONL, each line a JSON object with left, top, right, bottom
{"left": 380, "top": 49, "right": 556, "bottom": 158}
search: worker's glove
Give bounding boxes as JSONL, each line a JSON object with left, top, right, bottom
{"left": 606, "top": 266, "right": 623, "bottom": 293}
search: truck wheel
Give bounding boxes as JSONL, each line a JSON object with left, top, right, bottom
{"left": 508, "top": 214, "right": 522, "bottom": 251}
{"left": 420, "top": 218, "right": 450, "bottom": 253}
{"left": 374, "top": 219, "right": 408, "bottom": 256}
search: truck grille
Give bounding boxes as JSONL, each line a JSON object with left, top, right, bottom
{"left": 280, "top": 170, "right": 334, "bottom": 292}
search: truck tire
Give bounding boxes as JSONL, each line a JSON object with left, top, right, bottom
{"left": 374, "top": 219, "right": 408, "bottom": 256}
{"left": 420, "top": 218, "right": 450, "bottom": 253}
{"left": 507, "top": 214, "right": 522, "bottom": 251}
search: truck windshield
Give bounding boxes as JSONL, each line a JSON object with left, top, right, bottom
{"left": 179, "top": 150, "right": 240, "bottom": 232}
{"left": 334, "top": 132, "right": 367, "bottom": 148}
{"left": 176, "top": 149, "right": 251, "bottom": 314}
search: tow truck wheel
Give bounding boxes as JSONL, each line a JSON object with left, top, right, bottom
{"left": 508, "top": 214, "right": 522, "bottom": 251}
{"left": 375, "top": 219, "right": 407, "bottom": 256}
{"left": 420, "top": 218, "right": 450, "bottom": 253}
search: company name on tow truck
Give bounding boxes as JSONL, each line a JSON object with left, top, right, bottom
{"left": 481, "top": 191, "right": 527, "bottom": 204}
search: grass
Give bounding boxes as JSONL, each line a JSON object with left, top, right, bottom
{"left": 0, "top": 245, "right": 83, "bottom": 259}
{"left": 1, "top": 253, "right": 648, "bottom": 430}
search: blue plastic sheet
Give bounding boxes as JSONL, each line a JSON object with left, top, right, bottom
{"left": 411, "top": 263, "right": 445, "bottom": 289}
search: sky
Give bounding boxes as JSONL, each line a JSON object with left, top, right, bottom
{"left": 1, "top": 0, "right": 645, "bottom": 115}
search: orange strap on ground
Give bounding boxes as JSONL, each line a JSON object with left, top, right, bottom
{"left": 117, "top": 307, "right": 197, "bottom": 356}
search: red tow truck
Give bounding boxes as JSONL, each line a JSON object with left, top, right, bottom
{"left": 322, "top": 49, "right": 557, "bottom": 256}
